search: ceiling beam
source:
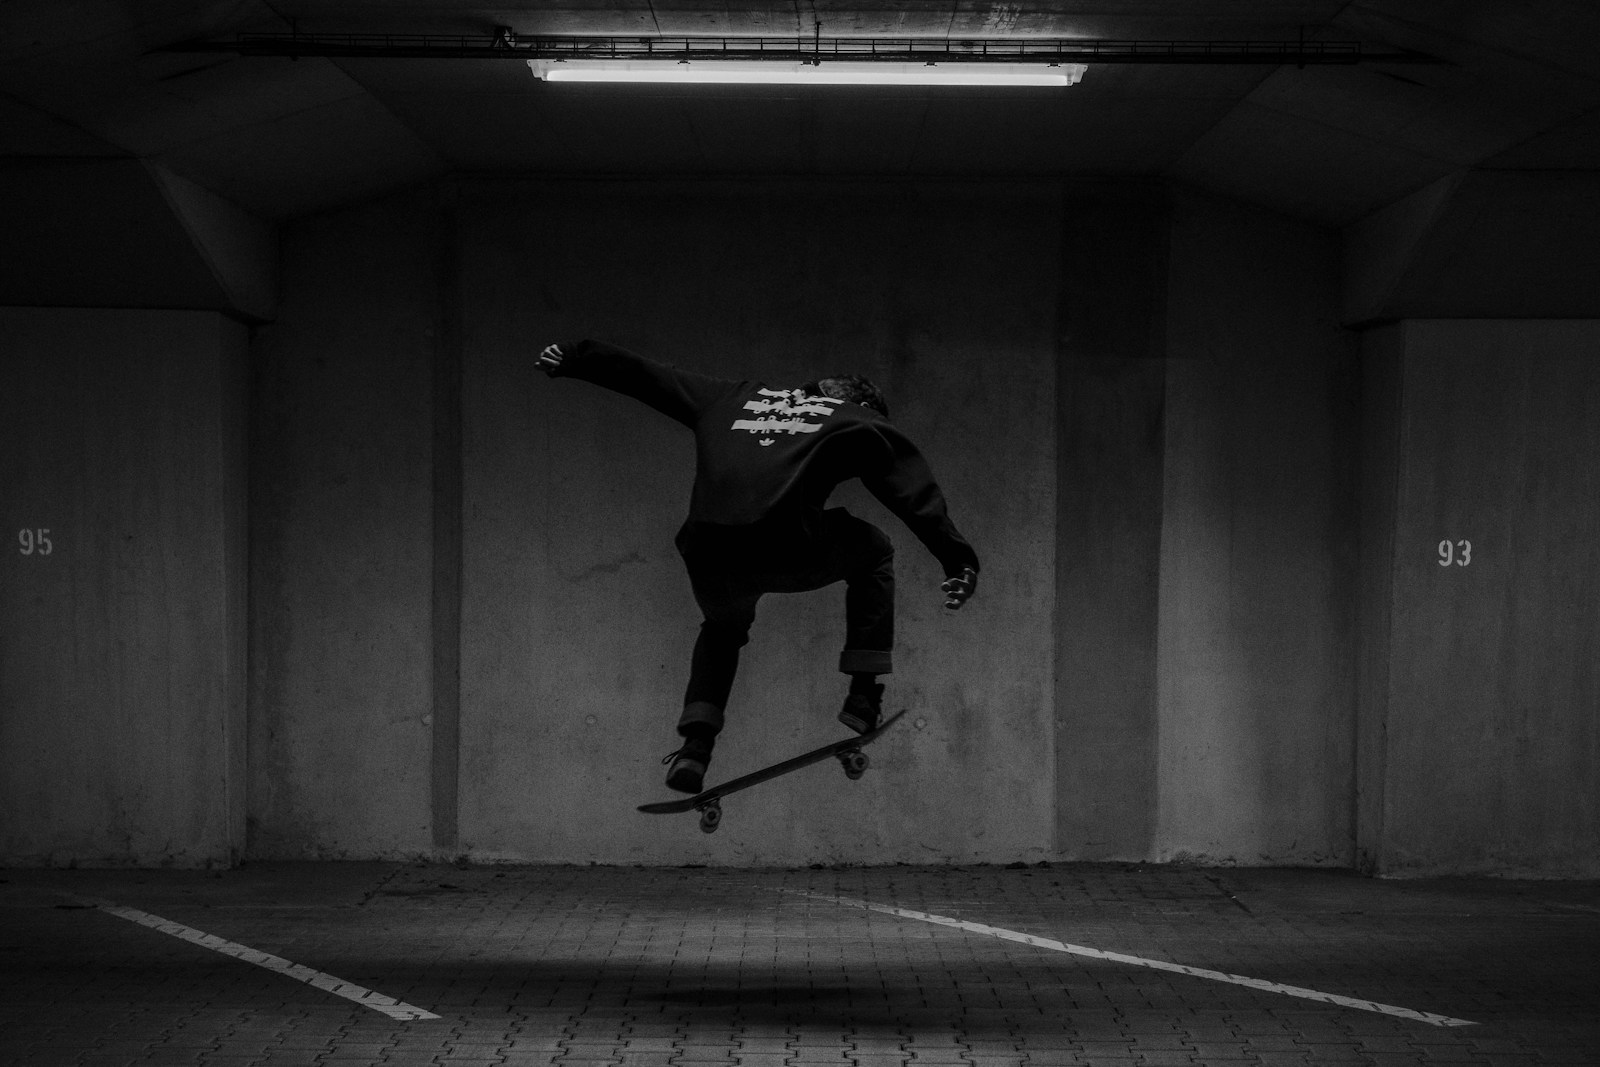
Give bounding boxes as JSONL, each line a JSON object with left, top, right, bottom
{"left": 158, "top": 32, "right": 1445, "bottom": 66}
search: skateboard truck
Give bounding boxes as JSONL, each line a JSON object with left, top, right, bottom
{"left": 836, "top": 747, "right": 869, "bottom": 779}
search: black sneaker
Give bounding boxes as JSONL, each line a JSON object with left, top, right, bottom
{"left": 838, "top": 683, "right": 884, "bottom": 735}
{"left": 662, "top": 737, "right": 713, "bottom": 794}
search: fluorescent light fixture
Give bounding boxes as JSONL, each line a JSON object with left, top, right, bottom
{"left": 528, "top": 59, "right": 1084, "bottom": 86}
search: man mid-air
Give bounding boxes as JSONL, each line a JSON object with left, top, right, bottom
{"left": 538, "top": 340, "right": 978, "bottom": 794}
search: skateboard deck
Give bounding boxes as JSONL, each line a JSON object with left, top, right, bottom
{"left": 639, "top": 709, "right": 907, "bottom": 833}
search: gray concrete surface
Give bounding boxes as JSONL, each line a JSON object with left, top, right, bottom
{"left": 1053, "top": 183, "right": 1169, "bottom": 862}
{"left": 0, "top": 307, "right": 246, "bottom": 867}
{"left": 1154, "top": 191, "right": 1356, "bottom": 867}
{"left": 247, "top": 192, "right": 441, "bottom": 860}
{"left": 454, "top": 179, "right": 1058, "bottom": 865}
{"left": 7, "top": 181, "right": 1598, "bottom": 876}
{"left": 1369, "top": 321, "right": 1600, "bottom": 877}
{"left": 239, "top": 180, "right": 1373, "bottom": 869}
{"left": 1, "top": 862, "right": 1596, "bottom": 1066}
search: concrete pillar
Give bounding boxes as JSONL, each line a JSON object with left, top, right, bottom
{"left": 1054, "top": 182, "right": 1169, "bottom": 860}
{"left": 1361, "top": 320, "right": 1600, "bottom": 876}
{"left": 246, "top": 192, "right": 439, "bottom": 859}
{"left": 0, "top": 308, "right": 246, "bottom": 866}
{"left": 1154, "top": 190, "right": 1358, "bottom": 866}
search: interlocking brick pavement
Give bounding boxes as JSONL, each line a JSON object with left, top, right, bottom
{"left": 0, "top": 864, "right": 1597, "bottom": 1066}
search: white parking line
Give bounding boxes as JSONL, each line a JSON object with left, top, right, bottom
{"left": 96, "top": 902, "right": 440, "bottom": 1021}
{"left": 784, "top": 890, "right": 1477, "bottom": 1028}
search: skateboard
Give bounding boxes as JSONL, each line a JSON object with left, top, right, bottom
{"left": 638, "top": 709, "right": 907, "bottom": 833}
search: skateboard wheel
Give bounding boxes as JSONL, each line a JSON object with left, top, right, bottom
{"left": 840, "top": 750, "right": 869, "bottom": 779}
{"left": 698, "top": 801, "right": 722, "bottom": 834}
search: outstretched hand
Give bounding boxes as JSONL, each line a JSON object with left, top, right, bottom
{"left": 537, "top": 343, "right": 565, "bottom": 375}
{"left": 942, "top": 567, "right": 977, "bottom": 611}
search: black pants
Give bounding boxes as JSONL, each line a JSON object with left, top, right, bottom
{"left": 674, "top": 507, "right": 894, "bottom": 736}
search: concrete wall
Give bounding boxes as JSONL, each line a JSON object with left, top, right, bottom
{"left": 1055, "top": 189, "right": 1358, "bottom": 866}
{"left": 28, "top": 183, "right": 1590, "bottom": 876}
{"left": 1360, "top": 320, "right": 1600, "bottom": 877}
{"left": 248, "top": 180, "right": 1061, "bottom": 864}
{"left": 244, "top": 179, "right": 1375, "bottom": 868}
{"left": 0, "top": 307, "right": 246, "bottom": 866}
{"left": 1355, "top": 324, "right": 1403, "bottom": 871}
{"left": 247, "top": 192, "right": 440, "bottom": 858}
{"left": 8, "top": 189, "right": 1596, "bottom": 875}
{"left": 1153, "top": 191, "right": 1358, "bottom": 866}
{"left": 1054, "top": 183, "right": 1169, "bottom": 860}
{"left": 455, "top": 180, "right": 1059, "bottom": 864}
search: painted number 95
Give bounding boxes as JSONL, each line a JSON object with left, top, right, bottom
{"left": 1438, "top": 539, "right": 1472, "bottom": 567}
{"left": 18, "top": 529, "right": 52, "bottom": 555}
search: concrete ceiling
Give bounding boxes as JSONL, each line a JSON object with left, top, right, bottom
{"left": 3, "top": 1, "right": 1599, "bottom": 228}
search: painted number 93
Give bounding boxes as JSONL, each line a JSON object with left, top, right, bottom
{"left": 18, "top": 529, "right": 52, "bottom": 555}
{"left": 1438, "top": 539, "right": 1472, "bottom": 567}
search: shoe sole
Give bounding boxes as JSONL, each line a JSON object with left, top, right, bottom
{"left": 838, "top": 711, "right": 877, "bottom": 736}
{"left": 666, "top": 758, "right": 707, "bottom": 794}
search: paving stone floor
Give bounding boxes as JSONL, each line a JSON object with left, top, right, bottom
{"left": 1, "top": 863, "right": 1596, "bottom": 1066}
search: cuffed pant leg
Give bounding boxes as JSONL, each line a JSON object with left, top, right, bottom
{"left": 677, "top": 699, "right": 726, "bottom": 736}
{"left": 680, "top": 608, "right": 756, "bottom": 734}
{"left": 839, "top": 647, "right": 893, "bottom": 675}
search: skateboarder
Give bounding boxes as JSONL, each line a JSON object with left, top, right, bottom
{"left": 537, "top": 340, "right": 979, "bottom": 794}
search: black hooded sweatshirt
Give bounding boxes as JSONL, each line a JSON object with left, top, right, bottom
{"left": 550, "top": 340, "right": 979, "bottom": 579}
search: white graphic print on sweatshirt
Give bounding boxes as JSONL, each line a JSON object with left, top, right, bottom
{"left": 731, "top": 388, "right": 844, "bottom": 446}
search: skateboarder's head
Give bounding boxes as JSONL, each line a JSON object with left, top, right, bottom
{"left": 809, "top": 376, "right": 890, "bottom": 419}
